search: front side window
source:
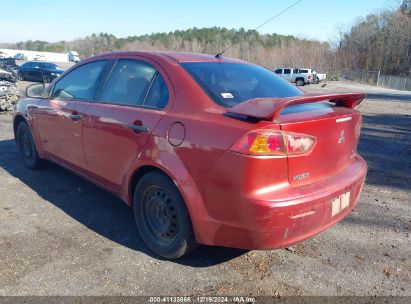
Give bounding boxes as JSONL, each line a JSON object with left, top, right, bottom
{"left": 52, "top": 60, "right": 106, "bottom": 100}
{"left": 100, "top": 59, "right": 156, "bottom": 106}
{"left": 181, "top": 62, "right": 302, "bottom": 107}
{"left": 284, "top": 68, "right": 291, "bottom": 74}
{"left": 274, "top": 69, "right": 282, "bottom": 74}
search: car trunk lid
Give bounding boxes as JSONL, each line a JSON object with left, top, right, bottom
{"left": 227, "top": 93, "right": 365, "bottom": 186}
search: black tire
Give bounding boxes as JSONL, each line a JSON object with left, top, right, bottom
{"left": 42, "top": 74, "right": 51, "bottom": 83}
{"left": 133, "top": 171, "right": 197, "bottom": 259}
{"left": 16, "top": 122, "right": 43, "bottom": 170}
{"left": 296, "top": 78, "right": 305, "bottom": 86}
{"left": 18, "top": 72, "right": 24, "bottom": 81}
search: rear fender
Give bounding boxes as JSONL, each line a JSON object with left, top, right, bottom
{"left": 121, "top": 135, "right": 211, "bottom": 244}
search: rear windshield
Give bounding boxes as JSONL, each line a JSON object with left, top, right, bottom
{"left": 180, "top": 62, "right": 303, "bottom": 107}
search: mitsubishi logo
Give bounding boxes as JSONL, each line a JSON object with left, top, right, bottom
{"left": 338, "top": 130, "right": 345, "bottom": 144}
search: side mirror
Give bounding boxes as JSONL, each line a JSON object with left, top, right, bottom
{"left": 26, "top": 83, "right": 46, "bottom": 98}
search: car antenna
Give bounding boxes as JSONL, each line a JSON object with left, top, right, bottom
{"left": 214, "top": 0, "right": 304, "bottom": 59}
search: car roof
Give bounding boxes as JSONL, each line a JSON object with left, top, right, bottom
{"left": 25, "top": 61, "right": 55, "bottom": 64}
{"left": 95, "top": 51, "right": 247, "bottom": 64}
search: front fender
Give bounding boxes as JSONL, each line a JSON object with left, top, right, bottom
{"left": 13, "top": 98, "right": 45, "bottom": 157}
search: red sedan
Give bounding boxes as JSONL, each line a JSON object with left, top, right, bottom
{"left": 14, "top": 52, "right": 367, "bottom": 259}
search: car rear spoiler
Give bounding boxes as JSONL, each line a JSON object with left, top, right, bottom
{"left": 227, "top": 93, "right": 366, "bottom": 122}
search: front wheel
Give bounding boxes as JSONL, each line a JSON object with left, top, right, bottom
{"left": 133, "top": 171, "right": 198, "bottom": 259}
{"left": 16, "top": 122, "right": 43, "bottom": 169}
{"left": 18, "top": 72, "right": 24, "bottom": 81}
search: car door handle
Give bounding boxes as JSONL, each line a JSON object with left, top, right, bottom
{"left": 69, "top": 114, "right": 83, "bottom": 121}
{"left": 127, "top": 125, "right": 150, "bottom": 133}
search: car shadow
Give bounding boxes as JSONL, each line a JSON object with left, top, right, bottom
{"left": 0, "top": 138, "right": 246, "bottom": 266}
{"left": 358, "top": 112, "right": 411, "bottom": 191}
{"left": 365, "top": 92, "right": 411, "bottom": 102}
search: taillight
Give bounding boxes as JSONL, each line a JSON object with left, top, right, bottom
{"left": 308, "top": 75, "right": 312, "bottom": 80}
{"left": 230, "top": 129, "right": 316, "bottom": 156}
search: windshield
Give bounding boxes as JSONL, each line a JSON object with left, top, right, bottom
{"left": 181, "top": 62, "right": 303, "bottom": 107}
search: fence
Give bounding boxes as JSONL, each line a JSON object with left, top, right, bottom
{"left": 326, "top": 69, "right": 411, "bottom": 92}
{"left": 378, "top": 75, "right": 411, "bottom": 91}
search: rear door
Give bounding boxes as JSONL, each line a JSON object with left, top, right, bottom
{"left": 36, "top": 60, "right": 109, "bottom": 170}
{"left": 82, "top": 57, "right": 171, "bottom": 191}
{"left": 19, "top": 62, "right": 30, "bottom": 79}
{"left": 29, "top": 62, "right": 42, "bottom": 81}
{"left": 283, "top": 68, "right": 292, "bottom": 82}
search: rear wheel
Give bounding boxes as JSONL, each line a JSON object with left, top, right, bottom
{"left": 133, "top": 171, "right": 197, "bottom": 259}
{"left": 18, "top": 72, "right": 24, "bottom": 81}
{"left": 296, "top": 78, "right": 305, "bottom": 86}
{"left": 16, "top": 122, "right": 43, "bottom": 169}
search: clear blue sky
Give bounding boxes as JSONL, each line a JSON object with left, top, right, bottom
{"left": 1, "top": 0, "right": 395, "bottom": 43}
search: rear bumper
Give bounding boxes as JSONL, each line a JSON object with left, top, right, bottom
{"left": 195, "top": 155, "right": 367, "bottom": 249}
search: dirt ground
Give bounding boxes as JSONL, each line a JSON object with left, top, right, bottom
{"left": 0, "top": 79, "right": 410, "bottom": 296}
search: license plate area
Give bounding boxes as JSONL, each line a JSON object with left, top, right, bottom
{"left": 331, "top": 192, "right": 351, "bottom": 217}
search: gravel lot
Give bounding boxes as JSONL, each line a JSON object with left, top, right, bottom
{"left": 0, "top": 79, "right": 410, "bottom": 296}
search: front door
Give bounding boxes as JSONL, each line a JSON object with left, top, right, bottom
{"left": 36, "top": 60, "right": 109, "bottom": 170}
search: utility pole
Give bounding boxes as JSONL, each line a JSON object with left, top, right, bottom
{"left": 377, "top": 70, "right": 380, "bottom": 86}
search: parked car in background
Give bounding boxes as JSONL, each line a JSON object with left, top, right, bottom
{"left": 17, "top": 61, "right": 64, "bottom": 83}
{"left": 0, "top": 58, "right": 19, "bottom": 77}
{"left": 0, "top": 51, "right": 8, "bottom": 59}
{"left": 67, "top": 50, "right": 80, "bottom": 63}
{"left": 274, "top": 67, "right": 313, "bottom": 86}
{"left": 14, "top": 51, "right": 367, "bottom": 259}
{"left": 0, "top": 66, "right": 15, "bottom": 81}
{"left": 14, "top": 53, "right": 28, "bottom": 61}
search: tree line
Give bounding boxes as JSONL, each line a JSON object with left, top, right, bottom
{"left": 1, "top": 1, "right": 409, "bottom": 75}
{"left": 337, "top": 0, "right": 410, "bottom": 76}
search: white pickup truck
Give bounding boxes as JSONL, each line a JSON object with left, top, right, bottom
{"left": 67, "top": 51, "right": 80, "bottom": 63}
{"left": 274, "top": 67, "right": 313, "bottom": 86}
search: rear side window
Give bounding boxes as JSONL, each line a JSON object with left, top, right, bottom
{"left": 181, "top": 62, "right": 302, "bottom": 107}
{"left": 52, "top": 60, "right": 106, "bottom": 100}
{"left": 299, "top": 69, "right": 309, "bottom": 73}
{"left": 144, "top": 73, "right": 169, "bottom": 109}
{"left": 100, "top": 59, "right": 156, "bottom": 106}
